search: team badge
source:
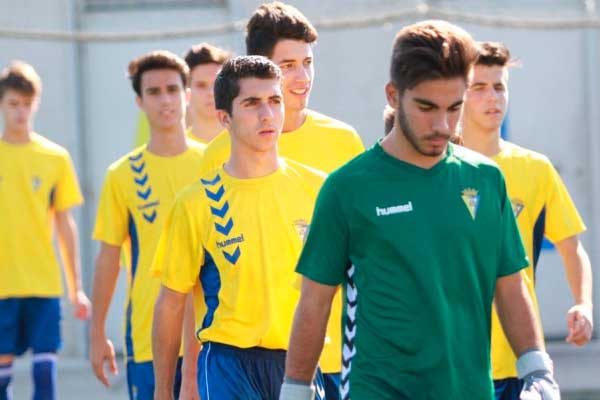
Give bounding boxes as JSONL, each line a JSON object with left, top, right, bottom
{"left": 293, "top": 219, "right": 309, "bottom": 242}
{"left": 32, "top": 176, "right": 41, "bottom": 191}
{"left": 511, "top": 198, "right": 525, "bottom": 218}
{"left": 461, "top": 188, "right": 480, "bottom": 220}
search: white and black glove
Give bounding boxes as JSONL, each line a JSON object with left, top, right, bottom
{"left": 517, "top": 350, "right": 560, "bottom": 400}
{"left": 279, "top": 377, "right": 315, "bottom": 400}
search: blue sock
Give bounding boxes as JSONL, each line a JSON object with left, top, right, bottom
{"left": 32, "top": 353, "right": 57, "bottom": 400}
{"left": 0, "top": 361, "right": 13, "bottom": 400}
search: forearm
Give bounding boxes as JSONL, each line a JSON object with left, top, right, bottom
{"left": 55, "top": 211, "right": 83, "bottom": 298}
{"left": 153, "top": 286, "right": 187, "bottom": 398}
{"left": 286, "top": 289, "right": 333, "bottom": 382}
{"left": 89, "top": 249, "right": 121, "bottom": 338}
{"left": 182, "top": 292, "right": 200, "bottom": 380}
{"left": 557, "top": 237, "right": 593, "bottom": 306}
{"left": 495, "top": 272, "right": 544, "bottom": 356}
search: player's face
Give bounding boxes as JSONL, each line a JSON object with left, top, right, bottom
{"left": 136, "top": 69, "right": 188, "bottom": 132}
{"left": 0, "top": 90, "right": 38, "bottom": 133}
{"left": 464, "top": 65, "right": 508, "bottom": 132}
{"left": 270, "top": 39, "right": 314, "bottom": 114}
{"left": 189, "top": 63, "right": 221, "bottom": 120}
{"left": 219, "top": 77, "right": 284, "bottom": 153}
{"left": 387, "top": 77, "right": 466, "bottom": 157}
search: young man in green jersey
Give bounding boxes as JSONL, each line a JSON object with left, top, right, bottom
{"left": 281, "top": 21, "right": 560, "bottom": 400}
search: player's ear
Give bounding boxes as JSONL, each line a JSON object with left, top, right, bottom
{"left": 216, "top": 109, "right": 231, "bottom": 129}
{"left": 385, "top": 81, "right": 400, "bottom": 109}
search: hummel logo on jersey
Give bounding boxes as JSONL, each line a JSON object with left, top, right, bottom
{"left": 511, "top": 198, "right": 525, "bottom": 218}
{"left": 375, "top": 201, "right": 413, "bottom": 216}
{"left": 461, "top": 188, "right": 480, "bottom": 220}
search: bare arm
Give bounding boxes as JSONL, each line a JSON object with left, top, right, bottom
{"left": 495, "top": 271, "right": 544, "bottom": 356}
{"left": 180, "top": 291, "right": 201, "bottom": 400}
{"left": 89, "top": 242, "right": 121, "bottom": 387}
{"left": 55, "top": 209, "right": 90, "bottom": 319}
{"left": 554, "top": 235, "right": 594, "bottom": 345}
{"left": 285, "top": 278, "right": 338, "bottom": 383}
{"left": 153, "top": 285, "right": 188, "bottom": 400}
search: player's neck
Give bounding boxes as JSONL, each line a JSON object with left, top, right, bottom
{"left": 382, "top": 127, "right": 446, "bottom": 169}
{"left": 147, "top": 123, "right": 188, "bottom": 157}
{"left": 2, "top": 127, "right": 33, "bottom": 144}
{"left": 461, "top": 121, "right": 502, "bottom": 157}
{"left": 283, "top": 108, "right": 308, "bottom": 133}
{"left": 190, "top": 115, "right": 222, "bottom": 143}
{"left": 225, "top": 143, "right": 280, "bottom": 179}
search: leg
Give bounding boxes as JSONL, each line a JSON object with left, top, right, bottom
{"left": 25, "top": 298, "right": 62, "bottom": 400}
{"left": 0, "top": 299, "right": 22, "bottom": 400}
{"left": 126, "top": 361, "right": 155, "bottom": 400}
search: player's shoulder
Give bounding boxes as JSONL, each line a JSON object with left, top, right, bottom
{"left": 204, "top": 129, "right": 230, "bottom": 152}
{"left": 499, "top": 141, "right": 553, "bottom": 169}
{"left": 281, "top": 158, "right": 327, "bottom": 185}
{"left": 322, "top": 144, "right": 376, "bottom": 187}
{"left": 104, "top": 145, "right": 147, "bottom": 176}
{"left": 450, "top": 144, "right": 502, "bottom": 174}
{"left": 307, "top": 109, "right": 359, "bottom": 136}
{"left": 30, "top": 132, "right": 71, "bottom": 158}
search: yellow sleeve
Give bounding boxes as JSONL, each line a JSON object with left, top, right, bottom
{"left": 151, "top": 193, "right": 204, "bottom": 294}
{"left": 544, "top": 162, "right": 586, "bottom": 243}
{"left": 198, "top": 129, "right": 230, "bottom": 175}
{"left": 54, "top": 152, "right": 83, "bottom": 211}
{"left": 92, "top": 170, "right": 128, "bottom": 246}
{"left": 348, "top": 129, "right": 365, "bottom": 156}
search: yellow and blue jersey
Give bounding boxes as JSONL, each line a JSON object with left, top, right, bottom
{"left": 152, "top": 160, "right": 325, "bottom": 350}
{"left": 491, "top": 140, "right": 586, "bottom": 379}
{"left": 197, "top": 109, "right": 364, "bottom": 372}
{"left": 0, "top": 133, "right": 83, "bottom": 298}
{"left": 92, "top": 142, "right": 205, "bottom": 363}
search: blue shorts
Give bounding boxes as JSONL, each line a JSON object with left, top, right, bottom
{"left": 126, "top": 357, "right": 183, "bottom": 400}
{"left": 323, "top": 373, "right": 340, "bottom": 400}
{"left": 494, "top": 378, "right": 524, "bottom": 400}
{"left": 0, "top": 297, "right": 61, "bottom": 355}
{"left": 198, "top": 342, "right": 325, "bottom": 400}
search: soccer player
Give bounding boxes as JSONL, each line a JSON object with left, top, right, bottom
{"left": 0, "top": 61, "right": 90, "bottom": 400}
{"left": 282, "top": 21, "right": 560, "bottom": 400}
{"left": 151, "top": 56, "right": 325, "bottom": 400}
{"left": 198, "top": 4, "right": 365, "bottom": 396}
{"left": 185, "top": 43, "right": 232, "bottom": 144}
{"left": 89, "top": 51, "right": 206, "bottom": 399}
{"left": 462, "top": 41, "right": 593, "bottom": 399}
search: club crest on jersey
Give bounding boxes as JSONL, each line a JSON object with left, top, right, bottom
{"left": 32, "top": 176, "right": 41, "bottom": 191}
{"left": 293, "top": 219, "right": 309, "bottom": 242}
{"left": 461, "top": 188, "right": 480, "bottom": 220}
{"left": 511, "top": 198, "right": 525, "bottom": 218}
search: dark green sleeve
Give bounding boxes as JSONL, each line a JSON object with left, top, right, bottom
{"left": 295, "top": 175, "right": 350, "bottom": 286}
{"left": 497, "top": 171, "right": 529, "bottom": 277}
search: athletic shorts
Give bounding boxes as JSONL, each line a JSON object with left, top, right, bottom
{"left": 494, "top": 377, "right": 524, "bottom": 400}
{"left": 198, "top": 341, "right": 325, "bottom": 400}
{"left": 126, "top": 357, "right": 183, "bottom": 400}
{"left": 0, "top": 297, "right": 61, "bottom": 355}
{"left": 323, "top": 372, "right": 340, "bottom": 400}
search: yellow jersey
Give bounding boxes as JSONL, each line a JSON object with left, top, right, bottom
{"left": 198, "top": 109, "right": 364, "bottom": 372}
{"left": 92, "top": 142, "right": 206, "bottom": 362}
{"left": 0, "top": 133, "right": 83, "bottom": 298}
{"left": 152, "top": 160, "right": 325, "bottom": 350}
{"left": 491, "top": 141, "right": 586, "bottom": 379}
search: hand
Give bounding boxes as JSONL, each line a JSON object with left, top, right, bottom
{"left": 89, "top": 334, "right": 119, "bottom": 387}
{"left": 517, "top": 350, "right": 560, "bottom": 400}
{"left": 565, "top": 303, "right": 593, "bottom": 346}
{"left": 70, "top": 290, "right": 91, "bottom": 320}
{"left": 179, "top": 375, "right": 200, "bottom": 400}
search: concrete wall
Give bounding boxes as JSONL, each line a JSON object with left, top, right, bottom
{"left": 1, "top": 0, "right": 598, "bottom": 359}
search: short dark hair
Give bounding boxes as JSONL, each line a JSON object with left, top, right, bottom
{"left": 383, "top": 105, "right": 395, "bottom": 135}
{"left": 0, "top": 61, "right": 42, "bottom": 100}
{"left": 476, "top": 41, "right": 519, "bottom": 68}
{"left": 128, "top": 50, "right": 189, "bottom": 97}
{"left": 184, "top": 43, "right": 232, "bottom": 72}
{"left": 246, "top": 2, "right": 318, "bottom": 58}
{"left": 390, "top": 20, "right": 477, "bottom": 95}
{"left": 214, "top": 56, "right": 281, "bottom": 115}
